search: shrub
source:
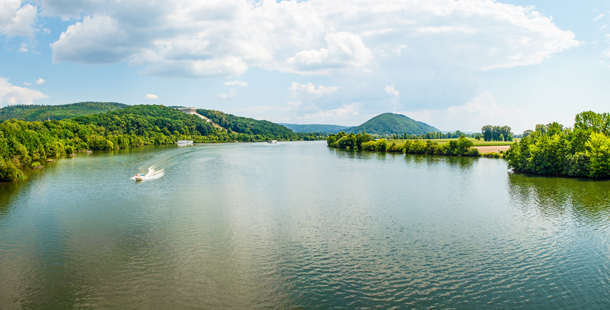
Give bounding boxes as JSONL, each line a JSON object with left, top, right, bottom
{"left": 0, "top": 157, "right": 22, "bottom": 181}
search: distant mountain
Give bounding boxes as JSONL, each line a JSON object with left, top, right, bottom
{"left": 279, "top": 123, "right": 352, "bottom": 133}
{"left": 0, "top": 102, "right": 127, "bottom": 122}
{"left": 350, "top": 113, "right": 439, "bottom": 135}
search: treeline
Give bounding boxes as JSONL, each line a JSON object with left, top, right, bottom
{"left": 481, "top": 125, "right": 513, "bottom": 141}
{"left": 0, "top": 102, "right": 126, "bottom": 122}
{"left": 390, "top": 130, "right": 478, "bottom": 140}
{"left": 0, "top": 105, "right": 325, "bottom": 181}
{"left": 327, "top": 132, "right": 481, "bottom": 156}
{"left": 506, "top": 111, "right": 610, "bottom": 178}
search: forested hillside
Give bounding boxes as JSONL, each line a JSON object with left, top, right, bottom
{"left": 0, "top": 102, "right": 126, "bottom": 122}
{"left": 0, "top": 105, "right": 324, "bottom": 182}
{"left": 197, "top": 109, "right": 299, "bottom": 138}
{"left": 350, "top": 113, "right": 438, "bottom": 135}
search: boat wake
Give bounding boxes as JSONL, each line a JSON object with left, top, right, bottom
{"left": 130, "top": 146, "right": 208, "bottom": 182}
{"left": 130, "top": 166, "right": 165, "bottom": 181}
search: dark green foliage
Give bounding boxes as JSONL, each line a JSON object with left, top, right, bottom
{"left": 0, "top": 157, "right": 22, "bottom": 181}
{"left": 481, "top": 125, "right": 512, "bottom": 141}
{"left": 506, "top": 111, "right": 610, "bottom": 178}
{"left": 0, "top": 102, "right": 126, "bottom": 122}
{"left": 483, "top": 152, "right": 502, "bottom": 158}
{"left": 327, "top": 131, "right": 373, "bottom": 150}
{"left": 349, "top": 113, "right": 438, "bottom": 135}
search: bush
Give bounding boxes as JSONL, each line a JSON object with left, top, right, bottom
{"left": 375, "top": 139, "right": 387, "bottom": 152}
{"left": 30, "top": 161, "right": 41, "bottom": 168}
{"left": 483, "top": 152, "right": 502, "bottom": 158}
{"left": 466, "top": 148, "right": 480, "bottom": 156}
{"left": 0, "top": 157, "right": 22, "bottom": 181}
{"left": 65, "top": 145, "right": 74, "bottom": 155}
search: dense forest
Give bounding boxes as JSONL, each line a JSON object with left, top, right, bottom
{"left": 0, "top": 102, "right": 126, "bottom": 122}
{"left": 327, "top": 131, "right": 481, "bottom": 156}
{"left": 506, "top": 111, "right": 610, "bottom": 178}
{"left": 0, "top": 105, "right": 324, "bottom": 181}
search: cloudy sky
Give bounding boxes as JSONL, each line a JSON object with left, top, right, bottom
{"left": 1, "top": 0, "right": 609, "bottom": 132}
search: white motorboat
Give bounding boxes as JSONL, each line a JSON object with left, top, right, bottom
{"left": 177, "top": 140, "right": 193, "bottom": 145}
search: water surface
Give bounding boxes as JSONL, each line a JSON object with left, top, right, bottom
{"left": 1, "top": 141, "right": 609, "bottom": 309}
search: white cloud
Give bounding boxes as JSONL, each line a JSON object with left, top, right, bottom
{"left": 144, "top": 94, "right": 158, "bottom": 99}
{"left": 51, "top": 14, "right": 138, "bottom": 64}
{"left": 289, "top": 82, "right": 339, "bottom": 98}
{"left": 286, "top": 32, "right": 373, "bottom": 73}
{"left": 385, "top": 86, "right": 399, "bottom": 97}
{"left": 19, "top": 42, "right": 27, "bottom": 52}
{"left": 0, "top": 0, "right": 38, "bottom": 37}
{"left": 42, "top": 27, "right": 51, "bottom": 34}
{"left": 23, "top": 82, "right": 31, "bottom": 85}
{"left": 404, "top": 92, "right": 523, "bottom": 131}
{"left": 0, "top": 77, "right": 48, "bottom": 105}
{"left": 594, "top": 14, "right": 605, "bottom": 21}
{"left": 601, "top": 24, "right": 607, "bottom": 30}
{"left": 46, "top": 0, "right": 578, "bottom": 77}
{"left": 217, "top": 88, "right": 237, "bottom": 99}
{"left": 224, "top": 80, "right": 248, "bottom": 87}
{"left": 35, "top": 78, "right": 45, "bottom": 84}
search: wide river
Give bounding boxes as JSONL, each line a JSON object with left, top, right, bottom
{"left": 1, "top": 141, "right": 610, "bottom": 309}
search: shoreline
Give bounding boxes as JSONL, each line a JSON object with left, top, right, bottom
{"left": 473, "top": 145, "right": 511, "bottom": 153}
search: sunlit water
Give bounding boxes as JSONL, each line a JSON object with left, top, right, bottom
{"left": 1, "top": 141, "right": 610, "bottom": 309}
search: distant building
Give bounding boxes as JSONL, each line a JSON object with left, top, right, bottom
{"left": 177, "top": 107, "right": 197, "bottom": 114}
{"left": 176, "top": 106, "right": 215, "bottom": 124}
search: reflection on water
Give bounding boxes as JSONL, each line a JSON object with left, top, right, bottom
{"left": 1, "top": 141, "right": 610, "bottom": 309}
{"left": 509, "top": 173, "right": 610, "bottom": 229}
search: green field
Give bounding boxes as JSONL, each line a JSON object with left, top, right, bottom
{"left": 385, "top": 138, "right": 518, "bottom": 146}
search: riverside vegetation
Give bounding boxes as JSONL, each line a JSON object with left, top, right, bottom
{"left": 327, "top": 131, "right": 484, "bottom": 157}
{"left": 0, "top": 105, "right": 324, "bottom": 181}
{"left": 506, "top": 111, "right": 610, "bottom": 178}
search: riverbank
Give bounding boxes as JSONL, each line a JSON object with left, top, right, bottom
{"left": 474, "top": 145, "right": 511, "bottom": 153}
{"left": 328, "top": 132, "right": 509, "bottom": 159}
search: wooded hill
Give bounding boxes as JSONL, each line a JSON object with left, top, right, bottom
{"left": 197, "top": 109, "right": 296, "bottom": 137}
{"left": 280, "top": 113, "right": 439, "bottom": 135}
{"left": 351, "top": 113, "right": 439, "bottom": 135}
{"left": 0, "top": 102, "right": 127, "bottom": 122}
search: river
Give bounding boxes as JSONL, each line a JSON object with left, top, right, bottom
{"left": 1, "top": 141, "right": 609, "bottom": 309}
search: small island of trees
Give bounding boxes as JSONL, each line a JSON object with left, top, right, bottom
{"left": 506, "top": 111, "right": 610, "bottom": 178}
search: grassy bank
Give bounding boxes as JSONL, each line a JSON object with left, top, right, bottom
{"left": 385, "top": 138, "right": 517, "bottom": 147}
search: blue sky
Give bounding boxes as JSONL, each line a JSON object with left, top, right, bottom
{"left": 1, "top": 0, "right": 609, "bottom": 133}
